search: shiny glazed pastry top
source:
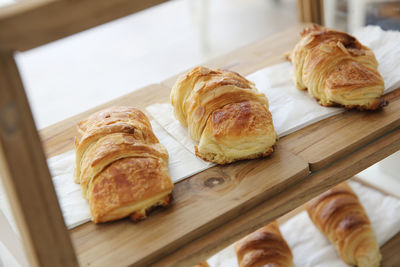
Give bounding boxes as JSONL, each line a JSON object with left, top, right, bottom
{"left": 290, "top": 25, "right": 385, "bottom": 110}
{"left": 234, "top": 221, "right": 294, "bottom": 267}
{"left": 170, "top": 66, "right": 277, "bottom": 164}
{"left": 74, "top": 106, "right": 174, "bottom": 223}
{"left": 307, "top": 182, "right": 381, "bottom": 267}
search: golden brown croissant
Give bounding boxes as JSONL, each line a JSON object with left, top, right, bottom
{"left": 234, "top": 221, "right": 294, "bottom": 267}
{"left": 193, "top": 261, "right": 210, "bottom": 267}
{"left": 170, "top": 66, "right": 277, "bottom": 164}
{"left": 74, "top": 106, "right": 174, "bottom": 223}
{"left": 306, "top": 182, "right": 381, "bottom": 267}
{"left": 290, "top": 25, "right": 385, "bottom": 110}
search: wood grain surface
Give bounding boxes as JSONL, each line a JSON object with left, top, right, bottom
{"left": 0, "top": 52, "right": 78, "bottom": 266}
{"left": 297, "top": 0, "right": 324, "bottom": 25}
{"left": 33, "top": 24, "right": 400, "bottom": 266}
{"left": 71, "top": 147, "right": 308, "bottom": 267}
{"left": 0, "top": 0, "right": 398, "bottom": 264}
{"left": 152, "top": 126, "right": 400, "bottom": 266}
{"left": 0, "top": 0, "right": 168, "bottom": 51}
{"left": 281, "top": 89, "right": 400, "bottom": 171}
{"left": 381, "top": 233, "right": 400, "bottom": 267}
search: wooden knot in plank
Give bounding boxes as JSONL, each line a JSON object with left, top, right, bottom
{"left": 190, "top": 168, "right": 236, "bottom": 195}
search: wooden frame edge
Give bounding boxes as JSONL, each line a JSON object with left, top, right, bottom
{"left": 0, "top": 0, "right": 169, "bottom": 51}
{"left": 0, "top": 51, "right": 78, "bottom": 266}
{"left": 297, "top": 0, "right": 324, "bottom": 25}
{"left": 0, "top": 1, "right": 169, "bottom": 264}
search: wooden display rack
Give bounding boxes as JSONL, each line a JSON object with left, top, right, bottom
{"left": 1, "top": 1, "right": 399, "bottom": 266}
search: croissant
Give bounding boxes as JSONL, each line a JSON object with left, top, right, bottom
{"left": 234, "top": 221, "right": 294, "bottom": 267}
{"left": 193, "top": 261, "right": 209, "bottom": 267}
{"left": 170, "top": 66, "right": 277, "bottom": 164}
{"left": 290, "top": 25, "right": 385, "bottom": 110}
{"left": 74, "top": 106, "right": 174, "bottom": 223}
{"left": 306, "top": 182, "right": 381, "bottom": 267}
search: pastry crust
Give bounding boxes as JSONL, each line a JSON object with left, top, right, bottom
{"left": 89, "top": 157, "right": 172, "bottom": 223}
{"left": 192, "top": 262, "right": 210, "bottom": 267}
{"left": 196, "top": 101, "right": 275, "bottom": 164}
{"left": 74, "top": 106, "right": 158, "bottom": 183}
{"left": 171, "top": 66, "right": 277, "bottom": 164}
{"left": 306, "top": 182, "right": 381, "bottom": 267}
{"left": 75, "top": 106, "right": 173, "bottom": 223}
{"left": 79, "top": 133, "right": 168, "bottom": 199}
{"left": 235, "top": 221, "right": 294, "bottom": 267}
{"left": 290, "top": 25, "right": 385, "bottom": 110}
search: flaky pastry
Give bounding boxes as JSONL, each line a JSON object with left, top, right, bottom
{"left": 74, "top": 106, "right": 173, "bottom": 223}
{"left": 290, "top": 25, "right": 385, "bottom": 110}
{"left": 235, "top": 221, "right": 294, "bottom": 267}
{"left": 171, "top": 66, "right": 277, "bottom": 164}
{"left": 307, "top": 182, "right": 381, "bottom": 267}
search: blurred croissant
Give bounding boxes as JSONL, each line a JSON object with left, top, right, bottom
{"left": 307, "top": 182, "right": 381, "bottom": 267}
{"left": 193, "top": 261, "right": 209, "bottom": 267}
{"left": 290, "top": 25, "right": 385, "bottom": 110}
{"left": 74, "top": 106, "right": 174, "bottom": 223}
{"left": 235, "top": 221, "right": 294, "bottom": 267}
{"left": 170, "top": 66, "right": 277, "bottom": 164}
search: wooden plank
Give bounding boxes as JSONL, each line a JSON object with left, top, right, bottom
{"left": 38, "top": 83, "right": 308, "bottom": 267}
{"left": 280, "top": 89, "right": 400, "bottom": 171}
{"left": 0, "top": 52, "right": 78, "bottom": 266}
{"left": 381, "top": 233, "right": 400, "bottom": 267}
{"left": 317, "top": 0, "right": 325, "bottom": 26}
{"left": 152, "top": 126, "right": 400, "bottom": 266}
{"left": 297, "top": 0, "right": 324, "bottom": 24}
{"left": 161, "top": 30, "right": 400, "bottom": 172}
{"left": 296, "top": 0, "right": 304, "bottom": 22}
{"left": 32, "top": 24, "right": 400, "bottom": 266}
{"left": 301, "top": 0, "right": 312, "bottom": 23}
{"left": 70, "top": 147, "right": 308, "bottom": 267}
{"left": 0, "top": 0, "right": 168, "bottom": 51}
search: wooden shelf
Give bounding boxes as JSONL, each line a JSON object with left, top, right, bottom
{"left": 282, "top": 89, "right": 400, "bottom": 171}
{"left": 0, "top": 0, "right": 169, "bottom": 51}
{"left": 5, "top": 0, "right": 392, "bottom": 265}
{"left": 70, "top": 148, "right": 308, "bottom": 267}
{"left": 36, "top": 25, "right": 400, "bottom": 266}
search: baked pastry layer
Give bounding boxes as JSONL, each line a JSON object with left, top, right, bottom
{"left": 235, "top": 221, "right": 294, "bottom": 267}
{"left": 192, "top": 261, "right": 210, "bottom": 267}
{"left": 89, "top": 157, "right": 172, "bottom": 223}
{"left": 171, "top": 66, "right": 277, "bottom": 164}
{"left": 290, "top": 25, "right": 385, "bottom": 110}
{"left": 306, "top": 182, "right": 381, "bottom": 267}
{"left": 196, "top": 101, "right": 275, "bottom": 164}
{"left": 74, "top": 106, "right": 158, "bottom": 183}
{"left": 74, "top": 106, "right": 173, "bottom": 223}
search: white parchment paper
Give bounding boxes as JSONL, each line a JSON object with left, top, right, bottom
{"left": 207, "top": 180, "right": 400, "bottom": 267}
{"left": 0, "top": 121, "right": 210, "bottom": 231}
